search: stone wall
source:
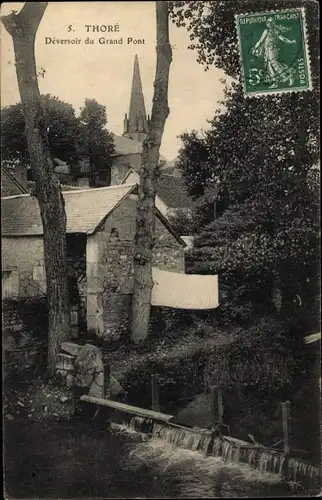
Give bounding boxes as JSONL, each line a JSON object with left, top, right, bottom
{"left": 2, "top": 236, "right": 45, "bottom": 297}
{"left": 55, "top": 342, "right": 123, "bottom": 398}
{"left": 2, "top": 269, "right": 20, "bottom": 298}
{"left": 86, "top": 196, "right": 185, "bottom": 339}
{"left": 55, "top": 342, "right": 104, "bottom": 398}
{"left": 3, "top": 296, "right": 48, "bottom": 379}
{"left": 2, "top": 235, "right": 87, "bottom": 338}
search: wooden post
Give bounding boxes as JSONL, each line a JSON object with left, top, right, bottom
{"left": 151, "top": 374, "right": 160, "bottom": 412}
{"left": 210, "top": 385, "right": 224, "bottom": 434}
{"left": 281, "top": 400, "right": 291, "bottom": 456}
{"left": 103, "top": 363, "right": 111, "bottom": 399}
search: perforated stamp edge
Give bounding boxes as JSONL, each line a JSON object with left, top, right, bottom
{"left": 234, "top": 7, "right": 313, "bottom": 98}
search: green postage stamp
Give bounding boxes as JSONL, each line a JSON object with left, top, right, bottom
{"left": 235, "top": 8, "right": 312, "bottom": 96}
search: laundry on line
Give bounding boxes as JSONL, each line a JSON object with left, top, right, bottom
{"left": 151, "top": 267, "right": 219, "bottom": 310}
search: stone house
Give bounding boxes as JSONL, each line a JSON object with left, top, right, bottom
{"left": 121, "top": 168, "right": 193, "bottom": 220}
{"left": 1, "top": 184, "right": 186, "bottom": 340}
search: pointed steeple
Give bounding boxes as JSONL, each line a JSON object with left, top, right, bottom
{"left": 123, "top": 55, "right": 148, "bottom": 143}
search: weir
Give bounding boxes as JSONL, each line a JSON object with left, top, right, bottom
{"left": 79, "top": 395, "right": 321, "bottom": 491}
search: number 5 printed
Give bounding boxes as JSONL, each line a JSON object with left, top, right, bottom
{"left": 248, "top": 68, "right": 264, "bottom": 86}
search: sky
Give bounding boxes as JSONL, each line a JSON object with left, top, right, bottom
{"left": 0, "top": 1, "right": 228, "bottom": 161}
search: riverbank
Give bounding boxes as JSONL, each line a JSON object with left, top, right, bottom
{"left": 3, "top": 325, "right": 235, "bottom": 421}
{"left": 3, "top": 342, "right": 320, "bottom": 498}
{"left": 109, "top": 328, "right": 236, "bottom": 383}
{"left": 4, "top": 375, "right": 75, "bottom": 423}
{"left": 4, "top": 319, "right": 320, "bottom": 468}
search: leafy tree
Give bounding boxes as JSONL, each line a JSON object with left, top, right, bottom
{"left": 1, "top": 95, "right": 83, "bottom": 168}
{"left": 175, "top": 131, "right": 210, "bottom": 198}
{"left": 167, "top": 197, "right": 217, "bottom": 235}
{"left": 171, "top": 0, "right": 320, "bottom": 335}
{"left": 43, "top": 94, "right": 83, "bottom": 167}
{"left": 1, "top": 3, "right": 71, "bottom": 374}
{"left": 79, "top": 98, "right": 115, "bottom": 186}
{"left": 1, "top": 103, "right": 27, "bottom": 163}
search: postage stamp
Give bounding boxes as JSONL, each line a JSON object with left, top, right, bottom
{"left": 235, "top": 8, "right": 312, "bottom": 96}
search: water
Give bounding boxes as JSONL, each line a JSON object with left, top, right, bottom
{"left": 129, "top": 416, "right": 320, "bottom": 490}
{"left": 4, "top": 418, "right": 318, "bottom": 498}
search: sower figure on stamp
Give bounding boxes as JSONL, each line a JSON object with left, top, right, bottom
{"left": 252, "top": 17, "right": 296, "bottom": 88}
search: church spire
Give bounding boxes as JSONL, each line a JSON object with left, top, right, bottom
{"left": 123, "top": 54, "right": 148, "bottom": 143}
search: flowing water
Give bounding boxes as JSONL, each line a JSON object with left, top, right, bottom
{"left": 4, "top": 417, "right": 319, "bottom": 498}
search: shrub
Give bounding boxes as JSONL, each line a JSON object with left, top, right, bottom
{"left": 3, "top": 296, "right": 48, "bottom": 380}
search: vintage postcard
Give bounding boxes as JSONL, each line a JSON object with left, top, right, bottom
{"left": 1, "top": 1, "right": 320, "bottom": 499}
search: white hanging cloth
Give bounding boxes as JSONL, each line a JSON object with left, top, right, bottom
{"left": 151, "top": 267, "right": 219, "bottom": 310}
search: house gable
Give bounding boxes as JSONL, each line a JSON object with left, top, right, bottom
{"left": 1, "top": 184, "right": 137, "bottom": 236}
{"left": 121, "top": 168, "right": 170, "bottom": 219}
{"left": 86, "top": 194, "right": 185, "bottom": 336}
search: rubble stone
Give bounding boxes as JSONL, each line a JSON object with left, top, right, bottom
{"left": 61, "top": 342, "right": 82, "bottom": 357}
{"left": 66, "top": 374, "right": 74, "bottom": 388}
{"left": 55, "top": 353, "right": 75, "bottom": 371}
{"left": 109, "top": 376, "right": 124, "bottom": 396}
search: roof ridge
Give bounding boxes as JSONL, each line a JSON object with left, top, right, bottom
{"left": 1, "top": 183, "right": 137, "bottom": 200}
{"left": 1, "top": 193, "right": 30, "bottom": 200}
{"left": 61, "top": 183, "right": 137, "bottom": 195}
{"left": 2, "top": 183, "right": 139, "bottom": 236}
{"left": 60, "top": 184, "right": 85, "bottom": 190}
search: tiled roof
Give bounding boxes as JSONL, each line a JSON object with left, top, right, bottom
{"left": 1, "top": 165, "right": 28, "bottom": 195}
{"left": 157, "top": 175, "right": 193, "bottom": 209}
{"left": 1, "top": 184, "right": 136, "bottom": 236}
{"left": 121, "top": 169, "right": 192, "bottom": 210}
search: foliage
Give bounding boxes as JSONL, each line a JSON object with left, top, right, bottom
{"left": 3, "top": 296, "right": 48, "bottom": 379}
{"left": 167, "top": 208, "right": 195, "bottom": 235}
{"left": 168, "top": 196, "right": 219, "bottom": 235}
{"left": 149, "top": 306, "right": 194, "bottom": 338}
{"left": 1, "top": 95, "right": 115, "bottom": 180}
{"left": 175, "top": 131, "right": 211, "bottom": 198}
{"left": 1, "top": 95, "right": 83, "bottom": 168}
{"left": 122, "top": 342, "right": 209, "bottom": 412}
{"left": 79, "top": 98, "right": 115, "bottom": 185}
{"left": 170, "top": 0, "right": 320, "bottom": 332}
{"left": 205, "top": 317, "right": 297, "bottom": 390}
{"left": 42, "top": 95, "right": 83, "bottom": 168}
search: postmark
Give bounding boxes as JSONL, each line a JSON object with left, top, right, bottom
{"left": 235, "top": 8, "right": 312, "bottom": 97}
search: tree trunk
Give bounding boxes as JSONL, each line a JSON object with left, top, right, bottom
{"left": 2, "top": 3, "right": 70, "bottom": 374}
{"left": 131, "top": 1, "right": 172, "bottom": 345}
